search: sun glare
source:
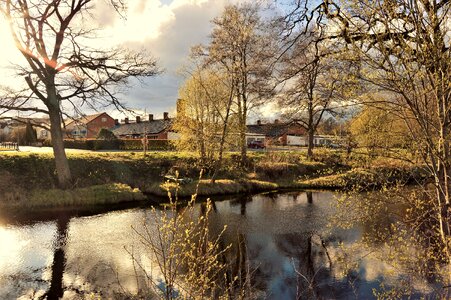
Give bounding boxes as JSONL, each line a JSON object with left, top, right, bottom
{"left": 0, "top": 18, "right": 18, "bottom": 65}
{"left": 0, "top": 226, "right": 23, "bottom": 270}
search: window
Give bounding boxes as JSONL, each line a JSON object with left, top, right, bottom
{"left": 101, "top": 117, "right": 107, "bottom": 122}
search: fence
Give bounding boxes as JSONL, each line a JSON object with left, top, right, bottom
{"left": 0, "top": 142, "right": 19, "bottom": 151}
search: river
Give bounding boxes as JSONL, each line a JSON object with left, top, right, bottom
{"left": 0, "top": 190, "right": 445, "bottom": 299}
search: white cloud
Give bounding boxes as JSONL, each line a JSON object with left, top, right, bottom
{"left": 97, "top": 0, "right": 175, "bottom": 43}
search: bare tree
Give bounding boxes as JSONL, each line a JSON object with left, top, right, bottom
{"left": 278, "top": 25, "right": 354, "bottom": 158}
{"left": 0, "top": 0, "right": 160, "bottom": 188}
{"left": 205, "top": 3, "right": 275, "bottom": 165}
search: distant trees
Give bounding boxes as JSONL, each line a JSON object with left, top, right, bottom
{"left": 24, "top": 122, "right": 38, "bottom": 145}
{"left": 0, "top": 0, "right": 160, "bottom": 188}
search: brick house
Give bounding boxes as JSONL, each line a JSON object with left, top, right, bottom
{"left": 65, "top": 112, "right": 116, "bottom": 139}
{"left": 247, "top": 120, "right": 307, "bottom": 146}
{"left": 112, "top": 112, "right": 180, "bottom": 140}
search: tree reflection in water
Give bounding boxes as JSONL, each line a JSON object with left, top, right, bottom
{"left": 44, "top": 214, "right": 69, "bottom": 299}
{"left": 331, "top": 188, "right": 451, "bottom": 298}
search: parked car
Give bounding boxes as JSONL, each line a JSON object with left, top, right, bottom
{"left": 326, "top": 143, "right": 341, "bottom": 149}
{"left": 248, "top": 140, "right": 265, "bottom": 149}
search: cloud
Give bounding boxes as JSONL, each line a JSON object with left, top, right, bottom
{"left": 102, "top": 0, "right": 230, "bottom": 117}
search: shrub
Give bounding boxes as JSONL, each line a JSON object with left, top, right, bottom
{"left": 97, "top": 128, "right": 117, "bottom": 140}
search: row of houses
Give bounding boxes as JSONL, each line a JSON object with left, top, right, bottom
{"left": 1, "top": 111, "right": 339, "bottom": 147}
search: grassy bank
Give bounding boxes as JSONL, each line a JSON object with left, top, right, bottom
{"left": 0, "top": 149, "right": 428, "bottom": 208}
{"left": 144, "top": 179, "right": 279, "bottom": 197}
{"left": 0, "top": 183, "right": 145, "bottom": 209}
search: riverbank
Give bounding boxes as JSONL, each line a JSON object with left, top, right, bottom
{"left": 0, "top": 149, "right": 428, "bottom": 209}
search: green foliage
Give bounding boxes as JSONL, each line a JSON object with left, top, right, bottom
{"left": 130, "top": 187, "right": 249, "bottom": 299}
{"left": 96, "top": 128, "right": 117, "bottom": 140}
{"left": 349, "top": 104, "right": 413, "bottom": 155}
{"left": 173, "top": 68, "right": 236, "bottom": 166}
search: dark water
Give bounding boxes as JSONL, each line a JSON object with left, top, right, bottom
{"left": 0, "top": 191, "right": 441, "bottom": 299}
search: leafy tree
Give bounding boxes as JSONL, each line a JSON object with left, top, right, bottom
{"left": 173, "top": 67, "right": 235, "bottom": 173}
{"left": 349, "top": 103, "right": 412, "bottom": 157}
{"left": 0, "top": 0, "right": 160, "bottom": 188}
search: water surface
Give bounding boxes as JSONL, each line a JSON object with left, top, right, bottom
{"left": 0, "top": 191, "right": 441, "bottom": 299}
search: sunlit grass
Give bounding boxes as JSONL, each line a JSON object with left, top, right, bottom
{"left": 26, "top": 183, "right": 145, "bottom": 208}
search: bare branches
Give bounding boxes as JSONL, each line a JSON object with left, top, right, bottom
{"left": 0, "top": 0, "right": 161, "bottom": 117}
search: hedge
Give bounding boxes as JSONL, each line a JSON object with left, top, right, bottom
{"left": 42, "top": 139, "right": 174, "bottom": 151}
{"left": 119, "top": 139, "right": 174, "bottom": 151}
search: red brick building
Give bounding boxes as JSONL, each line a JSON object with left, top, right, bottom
{"left": 65, "top": 112, "right": 116, "bottom": 139}
{"left": 247, "top": 120, "right": 307, "bottom": 146}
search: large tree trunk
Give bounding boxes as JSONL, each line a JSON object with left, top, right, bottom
{"left": 48, "top": 104, "right": 72, "bottom": 189}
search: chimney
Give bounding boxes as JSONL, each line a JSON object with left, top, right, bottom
{"left": 163, "top": 112, "right": 169, "bottom": 120}
{"left": 274, "top": 119, "right": 280, "bottom": 124}
{"left": 114, "top": 119, "right": 119, "bottom": 125}
{"left": 257, "top": 120, "right": 261, "bottom": 125}
{"left": 124, "top": 117, "right": 129, "bottom": 124}
{"left": 148, "top": 114, "right": 154, "bottom": 122}
{"left": 136, "top": 116, "right": 141, "bottom": 123}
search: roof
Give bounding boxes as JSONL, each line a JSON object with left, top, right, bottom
{"left": 247, "top": 121, "right": 306, "bottom": 137}
{"left": 112, "top": 118, "right": 173, "bottom": 136}
{"left": 66, "top": 112, "right": 107, "bottom": 127}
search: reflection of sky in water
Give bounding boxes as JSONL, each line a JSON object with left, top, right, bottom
{"left": 0, "top": 191, "right": 441, "bottom": 298}
{"left": 0, "top": 222, "right": 55, "bottom": 299}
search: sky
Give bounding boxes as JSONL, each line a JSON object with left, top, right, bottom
{"left": 94, "top": 0, "right": 231, "bottom": 119}
{"left": 0, "top": 0, "right": 250, "bottom": 121}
